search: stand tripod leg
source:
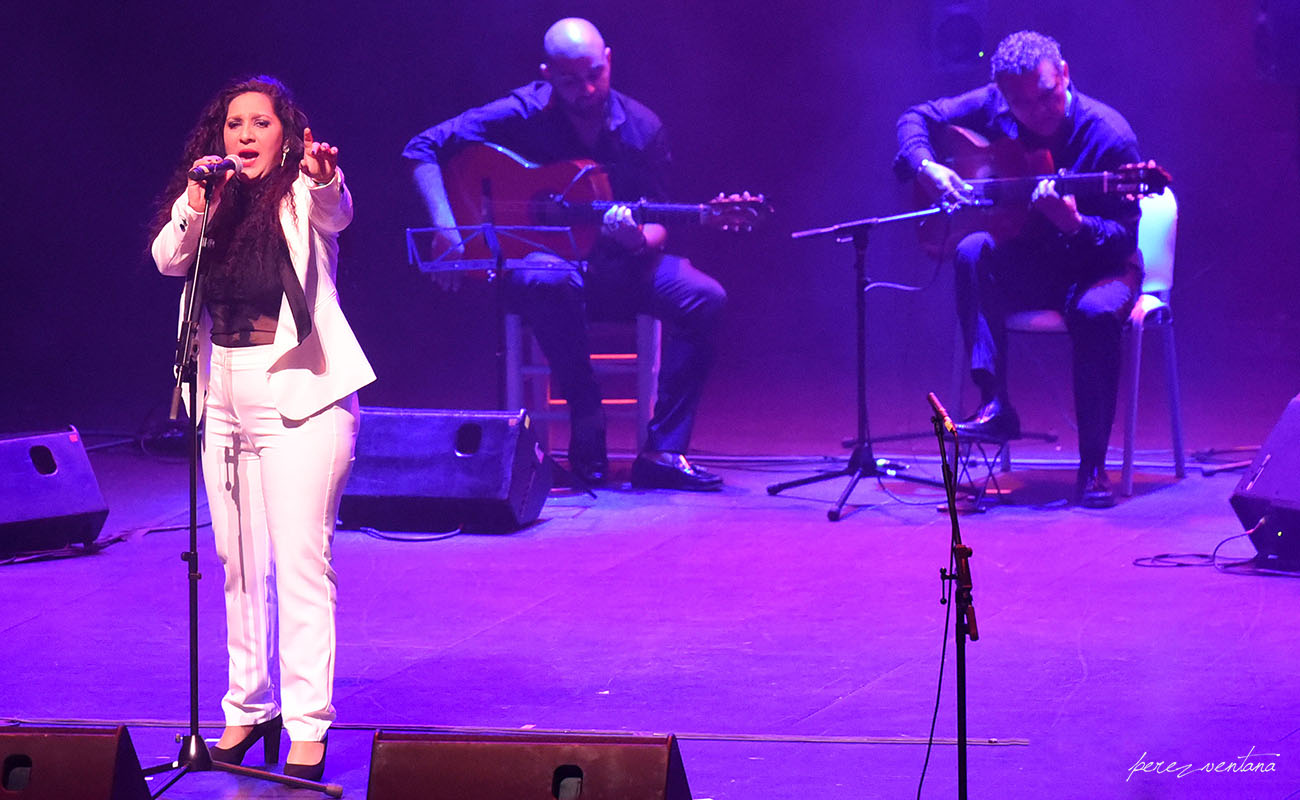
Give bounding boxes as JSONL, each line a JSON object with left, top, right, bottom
{"left": 214, "top": 762, "right": 344, "bottom": 797}
{"left": 143, "top": 733, "right": 343, "bottom": 798}
{"left": 766, "top": 465, "right": 851, "bottom": 496}
{"left": 827, "top": 467, "right": 868, "bottom": 522}
{"left": 143, "top": 760, "right": 193, "bottom": 796}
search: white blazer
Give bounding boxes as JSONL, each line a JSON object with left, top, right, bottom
{"left": 151, "top": 168, "right": 376, "bottom": 421}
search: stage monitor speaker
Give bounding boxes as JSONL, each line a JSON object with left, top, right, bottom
{"left": 0, "top": 726, "right": 149, "bottom": 799}
{"left": 339, "top": 408, "right": 551, "bottom": 533}
{"left": 367, "top": 730, "right": 692, "bottom": 800}
{"left": 0, "top": 427, "right": 108, "bottom": 558}
{"left": 1230, "top": 392, "right": 1300, "bottom": 563}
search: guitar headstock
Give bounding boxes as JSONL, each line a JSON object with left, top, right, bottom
{"left": 1113, "top": 160, "right": 1172, "bottom": 198}
{"left": 702, "top": 191, "right": 773, "bottom": 233}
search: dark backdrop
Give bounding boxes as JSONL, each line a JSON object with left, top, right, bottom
{"left": 5, "top": 0, "right": 1297, "bottom": 456}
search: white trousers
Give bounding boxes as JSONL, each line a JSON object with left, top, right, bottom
{"left": 201, "top": 343, "right": 359, "bottom": 743}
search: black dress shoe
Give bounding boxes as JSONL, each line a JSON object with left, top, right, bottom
{"left": 630, "top": 452, "right": 723, "bottom": 491}
{"left": 211, "top": 714, "right": 282, "bottom": 765}
{"left": 284, "top": 735, "right": 327, "bottom": 782}
{"left": 1077, "top": 464, "right": 1117, "bottom": 508}
{"left": 954, "top": 399, "right": 1021, "bottom": 441}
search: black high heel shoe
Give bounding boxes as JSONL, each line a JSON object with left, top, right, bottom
{"left": 284, "top": 735, "right": 328, "bottom": 782}
{"left": 210, "top": 714, "right": 283, "bottom": 765}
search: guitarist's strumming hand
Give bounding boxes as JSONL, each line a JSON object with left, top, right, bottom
{"left": 1030, "top": 177, "right": 1084, "bottom": 235}
{"left": 411, "top": 160, "right": 466, "bottom": 292}
{"left": 917, "top": 159, "right": 974, "bottom": 210}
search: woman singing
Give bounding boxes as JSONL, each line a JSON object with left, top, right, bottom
{"left": 149, "top": 75, "right": 374, "bottom": 781}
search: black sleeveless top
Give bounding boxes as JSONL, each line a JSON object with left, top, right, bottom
{"left": 202, "top": 179, "right": 289, "bottom": 347}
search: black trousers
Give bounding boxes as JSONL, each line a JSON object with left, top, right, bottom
{"left": 506, "top": 249, "right": 726, "bottom": 454}
{"left": 953, "top": 231, "right": 1141, "bottom": 468}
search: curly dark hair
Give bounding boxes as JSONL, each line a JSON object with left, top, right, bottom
{"left": 990, "top": 31, "right": 1063, "bottom": 81}
{"left": 148, "top": 74, "right": 308, "bottom": 243}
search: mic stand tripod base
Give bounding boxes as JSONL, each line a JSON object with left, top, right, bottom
{"left": 767, "top": 443, "right": 972, "bottom": 521}
{"left": 141, "top": 734, "right": 211, "bottom": 776}
{"left": 827, "top": 444, "right": 885, "bottom": 522}
{"left": 143, "top": 733, "right": 344, "bottom": 797}
{"left": 772, "top": 204, "right": 964, "bottom": 520}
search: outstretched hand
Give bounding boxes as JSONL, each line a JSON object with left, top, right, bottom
{"left": 299, "top": 127, "right": 339, "bottom": 184}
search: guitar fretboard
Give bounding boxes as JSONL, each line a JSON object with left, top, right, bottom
{"left": 583, "top": 200, "right": 724, "bottom": 225}
{"left": 968, "top": 172, "right": 1154, "bottom": 200}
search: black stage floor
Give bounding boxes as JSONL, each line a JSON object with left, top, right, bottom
{"left": 1, "top": 435, "right": 1296, "bottom": 799}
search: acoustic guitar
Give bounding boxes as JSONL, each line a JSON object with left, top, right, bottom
{"left": 435, "top": 142, "right": 772, "bottom": 264}
{"left": 915, "top": 124, "right": 1171, "bottom": 256}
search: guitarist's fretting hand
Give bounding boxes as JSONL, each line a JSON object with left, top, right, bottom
{"left": 601, "top": 205, "right": 666, "bottom": 253}
{"left": 1030, "top": 177, "right": 1084, "bottom": 235}
{"left": 917, "top": 159, "right": 974, "bottom": 207}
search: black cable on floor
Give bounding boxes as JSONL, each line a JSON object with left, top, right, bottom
{"left": 917, "top": 546, "right": 956, "bottom": 799}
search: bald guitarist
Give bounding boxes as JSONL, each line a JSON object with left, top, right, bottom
{"left": 404, "top": 17, "right": 726, "bottom": 491}
{"left": 896, "top": 30, "right": 1146, "bottom": 508}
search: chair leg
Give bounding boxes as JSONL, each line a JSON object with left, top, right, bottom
{"left": 635, "top": 314, "right": 661, "bottom": 453}
{"left": 1161, "top": 323, "right": 1186, "bottom": 479}
{"left": 1121, "top": 322, "right": 1144, "bottom": 496}
{"left": 504, "top": 313, "right": 525, "bottom": 413}
{"left": 1000, "top": 347, "right": 1011, "bottom": 473}
{"left": 955, "top": 438, "right": 1008, "bottom": 511}
{"left": 531, "top": 334, "right": 554, "bottom": 451}
{"left": 506, "top": 313, "right": 527, "bottom": 403}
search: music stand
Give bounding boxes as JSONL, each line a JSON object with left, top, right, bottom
{"left": 407, "top": 223, "right": 581, "bottom": 406}
{"left": 766, "top": 207, "right": 974, "bottom": 520}
{"left": 407, "top": 222, "right": 598, "bottom": 495}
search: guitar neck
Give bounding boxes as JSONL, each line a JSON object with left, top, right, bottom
{"left": 970, "top": 171, "right": 1126, "bottom": 198}
{"left": 586, "top": 200, "right": 710, "bottom": 225}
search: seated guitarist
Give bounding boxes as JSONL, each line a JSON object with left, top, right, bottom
{"left": 402, "top": 17, "right": 726, "bottom": 491}
{"left": 895, "top": 30, "right": 1143, "bottom": 508}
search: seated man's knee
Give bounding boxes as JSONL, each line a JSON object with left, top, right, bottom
{"left": 1072, "top": 276, "right": 1135, "bottom": 320}
{"left": 508, "top": 261, "right": 581, "bottom": 303}
{"left": 686, "top": 264, "right": 727, "bottom": 321}
{"left": 954, "top": 232, "right": 995, "bottom": 270}
{"left": 699, "top": 274, "right": 727, "bottom": 317}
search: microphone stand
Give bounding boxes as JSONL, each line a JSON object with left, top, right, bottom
{"left": 144, "top": 178, "right": 343, "bottom": 797}
{"left": 930, "top": 392, "right": 978, "bottom": 800}
{"left": 766, "top": 207, "right": 971, "bottom": 520}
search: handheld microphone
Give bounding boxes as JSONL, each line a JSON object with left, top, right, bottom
{"left": 927, "top": 391, "right": 957, "bottom": 434}
{"left": 188, "top": 156, "right": 242, "bottom": 182}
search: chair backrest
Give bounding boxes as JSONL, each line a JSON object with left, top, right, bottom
{"left": 1137, "top": 189, "right": 1177, "bottom": 297}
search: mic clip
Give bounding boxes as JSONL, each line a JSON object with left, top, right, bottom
{"left": 937, "top": 194, "right": 993, "bottom": 214}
